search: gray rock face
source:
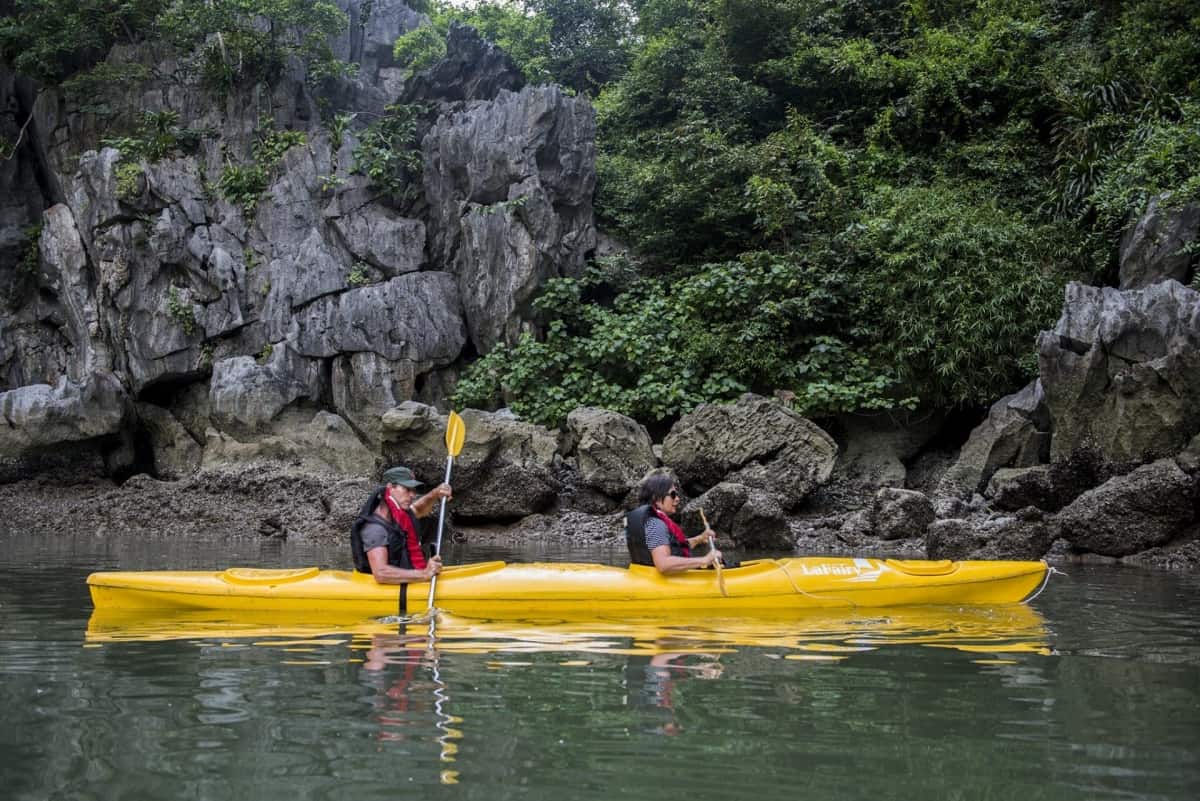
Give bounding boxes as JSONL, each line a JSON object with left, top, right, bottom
{"left": 0, "top": 372, "right": 127, "bottom": 453}
{"left": 1119, "top": 194, "right": 1200, "bottom": 289}
{"left": 380, "top": 403, "right": 561, "bottom": 520}
{"left": 1054, "top": 459, "right": 1197, "bottom": 557}
{"left": 423, "top": 85, "right": 596, "bottom": 352}
{"left": 564, "top": 407, "right": 657, "bottom": 499}
{"left": 871, "top": 488, "right": 935, "bottom": 540}
{"left": 403, "top": 22, "right": 525, "bottom": 104}
{"left": 0, "top": 3, "right": 598, "bottom": 481}
{"left": 937, "top": 380, "right": 1049, "bottom": 499}
{"left": 1038, "top": 281, "right": 1200, "bottom": 464}
{"left": 663, "top": 394, "right": 839, "bottom": 509}
{"left": 832, "top": 412, "right": 943, "bottom": 487}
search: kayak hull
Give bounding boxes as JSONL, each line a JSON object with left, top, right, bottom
{"left": 87, "top": 558, "right": 1049, "bottom": 617}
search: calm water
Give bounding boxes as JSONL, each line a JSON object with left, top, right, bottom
{"left": 1, "top": 532, "right": 1198, "bottom": 801}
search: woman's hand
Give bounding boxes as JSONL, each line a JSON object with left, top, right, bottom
{"left": 422, "top": 555, "right": 443, "bottom": 580}
{"left": 701, "top": 548, "right": 723, "bottom": 568}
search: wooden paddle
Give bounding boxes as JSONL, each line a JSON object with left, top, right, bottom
{"left": 427, "top": 410, "right": 466, "bottom": 620}
{"left": 700, "top": 509, "right": 726, "bottom": 597}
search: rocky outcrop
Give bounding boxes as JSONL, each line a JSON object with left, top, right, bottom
{"left": 380, "top": 402, "right": 561, "bottom": 520}
{"left": 0, "top": 2, "right": 597, "bottom": 479}
{"left": 662, "top": 394, "right": 838, "bottom": 508}
{"left": 423, "top": 84, "right": 596, "bottom": 352}
{"left": 1037, "top": 281, "right": 1200, "bottom": 465}
{"left": 936, "top": 380, "right": 1049, "bottom": 499}
{"left": 831, "top": 412, "right": 943, "bottom": 488}
{"left": 1119, "top": 194, "right": 1199, "bottom": 289}
{"left": 1054, "top": 459, "right": 1198, "bottom": 557}
{"left": 562, "top": 407, "right": 657, "bottom": 503}
{"left": 871, "top": 488, "right": 935, "bottom": 540}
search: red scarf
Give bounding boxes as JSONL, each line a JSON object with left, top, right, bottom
{"left": 384, "top": 493, "right": 427, "bottom": 569}
{"left": 652, "top": 508, "right": 691, "bottom": 556}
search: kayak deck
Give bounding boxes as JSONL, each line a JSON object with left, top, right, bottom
{"left": 87, "top": 557, "right": 1049, "bottom": 617}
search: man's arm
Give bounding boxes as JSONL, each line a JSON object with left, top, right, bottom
{"left": 366, "top": 547, "right": 442, "bottom": 584}
{"left": 411, "top": 482, "right": 452, "bottom": 518}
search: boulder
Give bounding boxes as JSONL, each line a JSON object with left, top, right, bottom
{"left": 870, "top": 488, "right": 935, "bottom": 540}
{"left": 1054, "top": 459, "right": 1197, "bottom": 557}
{"left": 662, "top": 394, "right": 838, "bottom": 508}
{"left": 1037, "top": 281, "right": 1200, "bottom": 464}
{"left": 1119, "top": 194, "right": 1200, "bottom": 289}
{"left": 925, "top": 515, "right": 1053, "bottom": 561}
{"left": 683, "top": 482, "right": 793, "bottom": 551}
{"left": 986, "top": 466, "right": 1058, "bottom": 512}
{"left": 563, "top": 407, "right": 658, "bottom": 499}
{"left": 936, "top": 380, "right": 1049, "bottom": 499}
{"left": 662, "top": 393, "right": 840, "bottom": 506}
{"left": 832, "top": 411, "right": 943, "bottom": 487}
{"left": 380, "top": 403, "right": 561, "bottom": 520}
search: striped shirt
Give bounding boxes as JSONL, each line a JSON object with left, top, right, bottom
{"left": 644, "top": 516, "right": 672, "bottom": 551}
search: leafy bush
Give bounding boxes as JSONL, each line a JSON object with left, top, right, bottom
{"left": 852, "top": 179, "right": 1072, "bottom": 406}
{"left": 216, "top": 125, "right": 306, "bottom": 214}
{"left": 352, "top": 102, "right": 425, "bottom": 199}
{"left": 392, "top": 24, "right": 445, "bottom": 74}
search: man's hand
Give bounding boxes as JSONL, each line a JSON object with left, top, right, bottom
{"left": 422, "top": 555, "right": 443, "bottom": 580}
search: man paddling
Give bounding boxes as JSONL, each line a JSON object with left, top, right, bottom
{"left": 351, "top": 466, "right": 452, "bottom": 585}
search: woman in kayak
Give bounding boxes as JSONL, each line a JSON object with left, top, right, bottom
{"left": 351, "top": 465, "right": 452, "bottom": 585}
{"left": 626, "top": 471, "right": 723, "bottom": 574}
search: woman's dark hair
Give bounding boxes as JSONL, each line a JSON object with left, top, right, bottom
{"left": 637, "top": 471, "right": 678, "bottom": 507}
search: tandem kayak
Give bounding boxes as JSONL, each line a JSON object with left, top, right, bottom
{"left": 87, "top": 557, "right": 1050, "bottom": 618}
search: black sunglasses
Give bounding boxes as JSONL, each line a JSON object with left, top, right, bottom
{"left": 667, "top": 490, "right": 681, "bottom": 499}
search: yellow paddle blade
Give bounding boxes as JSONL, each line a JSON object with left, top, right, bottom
{"left": 445, "top": 410, "right": 466, "bottom": 457}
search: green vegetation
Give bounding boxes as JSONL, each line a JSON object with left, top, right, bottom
{"left": 18, "top": 222, "right": 42, "bottom": 275}
{"left": 452, "top": 0, "right": 1200, "bottom": 426}
{"left": 216, "top": 124, "right": 306, "bottom": 214}
{"left": 348, "top": 262, "right": 371, "bottom": 287}
{"left": 352, "top": 101, "right": 425, "bottom": 199}
{"left": 166, "top": 285, "right": 197, "bottom": 336}
{"left": 0, "top": 0, "right": 350, "bottom": 91}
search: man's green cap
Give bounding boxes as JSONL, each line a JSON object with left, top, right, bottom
{"left": 381, "top": 466, "right": 423, "bottom": 488}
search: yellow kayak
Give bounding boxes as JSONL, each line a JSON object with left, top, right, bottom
{"left": 87, "top": 557, "right": 1049, "bottom": 617}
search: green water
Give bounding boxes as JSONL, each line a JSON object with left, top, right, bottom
{"left": 1, "top": 532, "right": 1197, "bottom": 801}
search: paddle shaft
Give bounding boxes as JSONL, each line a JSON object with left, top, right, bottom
{"left": 427, "top": 454, "right": 454, "bottom": 612}
{"left": 700, "top": 509, "right": 726, "bottom": 597}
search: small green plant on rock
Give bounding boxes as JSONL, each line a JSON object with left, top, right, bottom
{"left": 348, "top": 262, "right": 370, "bottom": 287}
{"left": 166, "top": 285, "right": 198, "bottom": 337}
{"left": 18, "top": 222, "right": 42, "bottom": 275}
{"left": 257, "top": 342, "right": 274, "bottom": 364}
{"left": 115, "top": 161, "right": 145, "bottom": 200}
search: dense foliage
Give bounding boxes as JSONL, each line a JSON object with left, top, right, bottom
{"left": 451, "top": 0, "right": 1200, "bottom": 425}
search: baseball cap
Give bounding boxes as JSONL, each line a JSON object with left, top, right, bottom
{"left": 381, "top": 466, "right": 424, "bottom": 488}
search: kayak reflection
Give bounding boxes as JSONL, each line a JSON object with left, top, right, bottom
{"left": 85, "top": 604, "right": 1051, "bottom": 657}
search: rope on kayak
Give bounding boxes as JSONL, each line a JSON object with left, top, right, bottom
{"left": 1024, "top": 565, "right": 1064, "bottom": 604}
{"left": 777, "top": 561, "right": 859, "bottom": 609}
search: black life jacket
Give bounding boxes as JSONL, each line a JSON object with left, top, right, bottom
{"left": 350, "top": 487, "right": 426, "bottom": 573}
{"left": 625, "top": 504, "right": 689, "bottom": 566}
